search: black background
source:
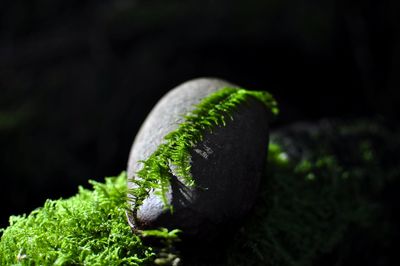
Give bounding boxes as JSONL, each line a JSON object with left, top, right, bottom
{"left": 0, "top": 0, "right": 399, "bottom": 228}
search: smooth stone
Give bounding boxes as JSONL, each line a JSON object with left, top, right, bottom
{"left": 127, "top": 78, "right": 272, "bottom": 241}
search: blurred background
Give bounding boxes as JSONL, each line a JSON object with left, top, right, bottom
{"left": 0, "top": 0, "right": 399, "bottom": 227}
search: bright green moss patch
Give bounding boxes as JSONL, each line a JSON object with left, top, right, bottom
{"left": 0, "top": 173, "right": 180, "bottom": 266}
{"left": 131, "top": 87, "right": 277, "bottom": 211}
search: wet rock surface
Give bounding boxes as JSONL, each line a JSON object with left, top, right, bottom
{"left": 127, "top": 78, "right": 272, "bottom": 241}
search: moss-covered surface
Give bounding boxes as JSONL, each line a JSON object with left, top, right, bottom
{"left": 0, "top": 173, "right": 181, "bottom": 266}
{"left": 1, "top": 119, "right": 399, "bottom": 265}
{"left": 130, "top": 87, "right": 278, "bottom": 212}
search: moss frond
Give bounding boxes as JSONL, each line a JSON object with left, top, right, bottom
{"left": 130, "top": 87, "right": 278, "bottom": 211}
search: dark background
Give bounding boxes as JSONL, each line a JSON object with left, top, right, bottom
{"left": 0, "top": 0, "right": 399, "bottom": 228}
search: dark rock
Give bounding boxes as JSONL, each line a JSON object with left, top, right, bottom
{"left": 127, "top": 78, "right": 272, "bottom": 241}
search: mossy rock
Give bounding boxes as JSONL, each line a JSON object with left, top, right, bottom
{"left": 127, "top": 78, "right": 277, "bottom": 241}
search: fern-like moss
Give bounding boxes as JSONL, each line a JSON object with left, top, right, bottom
{"left": 0, "top": 173, "right": 180, "bottom": 266}
{"left": 130, "top": 87, "right": 278, "bottom": 211}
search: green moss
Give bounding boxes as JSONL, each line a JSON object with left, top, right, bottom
{"left": 130, "top": 87, "right": 278, "bottom": 211}
{"left": 0, "top": 173, "right": 180, "bottom": 266}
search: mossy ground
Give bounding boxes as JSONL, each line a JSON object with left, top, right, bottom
{"left": 1, "top": 120, "right": 399, "bottom": 265}
{"left": 0, "top": 173, "right": 180, "bottom": 266}
{"left": 226, "top": 119, "right": 400, "bottom": 265}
